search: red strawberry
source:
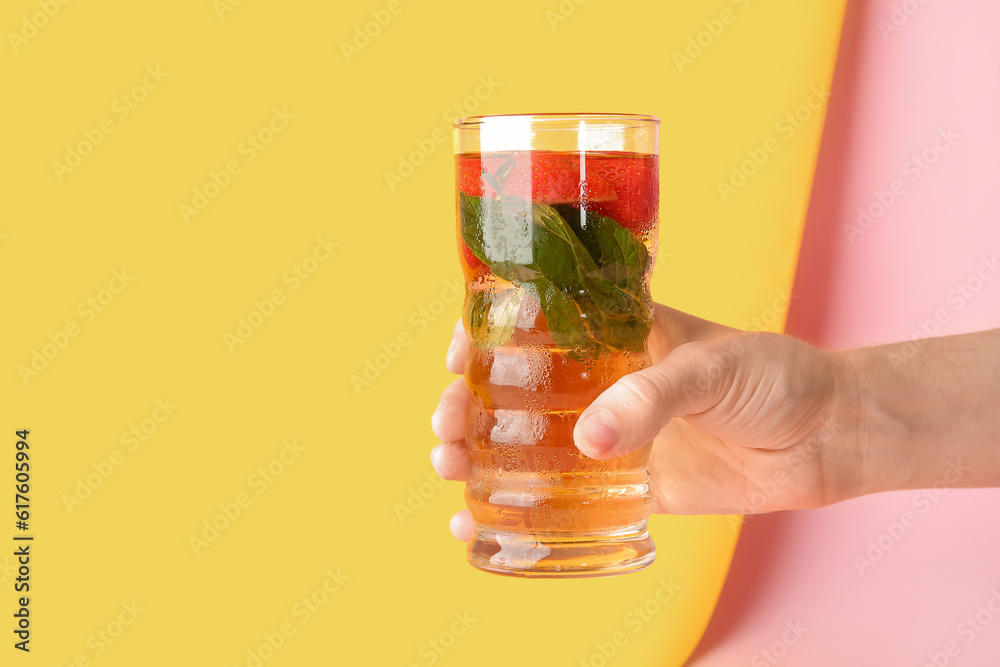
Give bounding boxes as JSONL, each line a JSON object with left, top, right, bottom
{"left": 458, "top": 152, "right": 616, "bottom": 205}
{"left": 458, "top": 155, "right": 486, "bottom": 196}
{"left": 589, "top": 154, "right": 659, "bottom": 233}
{"left": 501, "top": 153, "right": 617, "bottom": 204}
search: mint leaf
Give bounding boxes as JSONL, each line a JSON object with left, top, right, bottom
{"left": 460, "top": 193, "right": 652, "bottom": 353}
{"left": 554, "top": 204, "right": 649, "bottom": 291}
{"left": 461, "top": 194, "right": 588, "bottom": 288}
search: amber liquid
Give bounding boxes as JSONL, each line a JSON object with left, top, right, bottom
{"left": 463, "top": 296, "right": 655, "bottom": 575}
{"left": 458, "top": 150, "right": 659, "bottom": 577}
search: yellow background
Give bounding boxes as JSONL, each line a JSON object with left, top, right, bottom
{"left": 0, "top": 0, "right": 844, "bottom": 664}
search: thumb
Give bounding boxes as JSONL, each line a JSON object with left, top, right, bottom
{"left": 573, "top": 341, "right": 734, "bottom": 459}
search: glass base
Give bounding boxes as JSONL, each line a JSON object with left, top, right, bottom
{"left": 467, "top": 525, "right": 656, "bottom": 578}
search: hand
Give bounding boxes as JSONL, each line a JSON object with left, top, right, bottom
{"left": 430, "top": 303, "right": 868, "bottom": 541}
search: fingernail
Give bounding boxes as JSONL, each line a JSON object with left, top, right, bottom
{"left": 576, "top": 411, "right": 621, "bottom": 454}
{"left": 446, "top": 339, "right": 458, "bottom": 366}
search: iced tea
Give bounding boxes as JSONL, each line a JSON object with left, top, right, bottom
{"left": 456, "top": 116, "right": 659, "bottom": 577}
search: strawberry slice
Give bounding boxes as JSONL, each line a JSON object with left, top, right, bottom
{"left": 458, "top": 152, "right": 616, "bottom": 205}
{"left": 589, "top": 154, "right": 659, "bottom": 234}
{"left": 458, "top": 155, "right": 486, "bottom": 197}
{"left": 501, "top": 153, "right": 617, "bottom": 204}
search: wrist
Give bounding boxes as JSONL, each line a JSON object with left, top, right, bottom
{"left": 825, "top": 346, "right": 911, "bottom": 501}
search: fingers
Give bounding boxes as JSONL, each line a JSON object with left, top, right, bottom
{"left": 439, "top": 325, "right": 474, "bottom": 539}
{"left": 450, "top": 510, "right": 474, "bottom": 541}
{"left": 430, "top": 442, "right": 472, "bottom": 481}
{"left": 574, "top": 339, "right": 735, "bottom": 460}
{"left": 431, "top": 377, "right": 471, "bottom": 443}
{"left": 446, "top": 318, "right": 469, "bottom": 374}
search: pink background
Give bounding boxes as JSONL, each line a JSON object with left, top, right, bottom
{"left": 689, "top": 0, "right": 1000, "bottom": 664}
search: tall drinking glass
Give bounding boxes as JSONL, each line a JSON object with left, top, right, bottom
{"left": 454, "top": 113, "right": 660, "bottom": 577}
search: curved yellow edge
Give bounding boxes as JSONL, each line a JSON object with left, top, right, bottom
{"left": 654, "top": 1, "right": 848, "bottom": 663}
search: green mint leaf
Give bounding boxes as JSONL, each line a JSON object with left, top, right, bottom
{"left": 460, "top": 193, "right": 651, "bottom": 353}
{"left": 461, "top": 194, "right": 593, "bottom": 289}
{"left": 554, "top": 204, "right": 650, "bottom": 291}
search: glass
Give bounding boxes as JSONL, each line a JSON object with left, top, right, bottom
{"left": 453, "top": 113, "right": 660, "bottom": 577}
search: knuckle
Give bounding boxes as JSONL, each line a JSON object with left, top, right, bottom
{"left": 681, "top": 339, "right": 737, "bottom": 395}
{"left": 613, "top": 371, "right": 668, "bottom": 414}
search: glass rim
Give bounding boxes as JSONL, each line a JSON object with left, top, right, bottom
{"left": 454, "top": 112, "right": 660, "bottom": 129}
